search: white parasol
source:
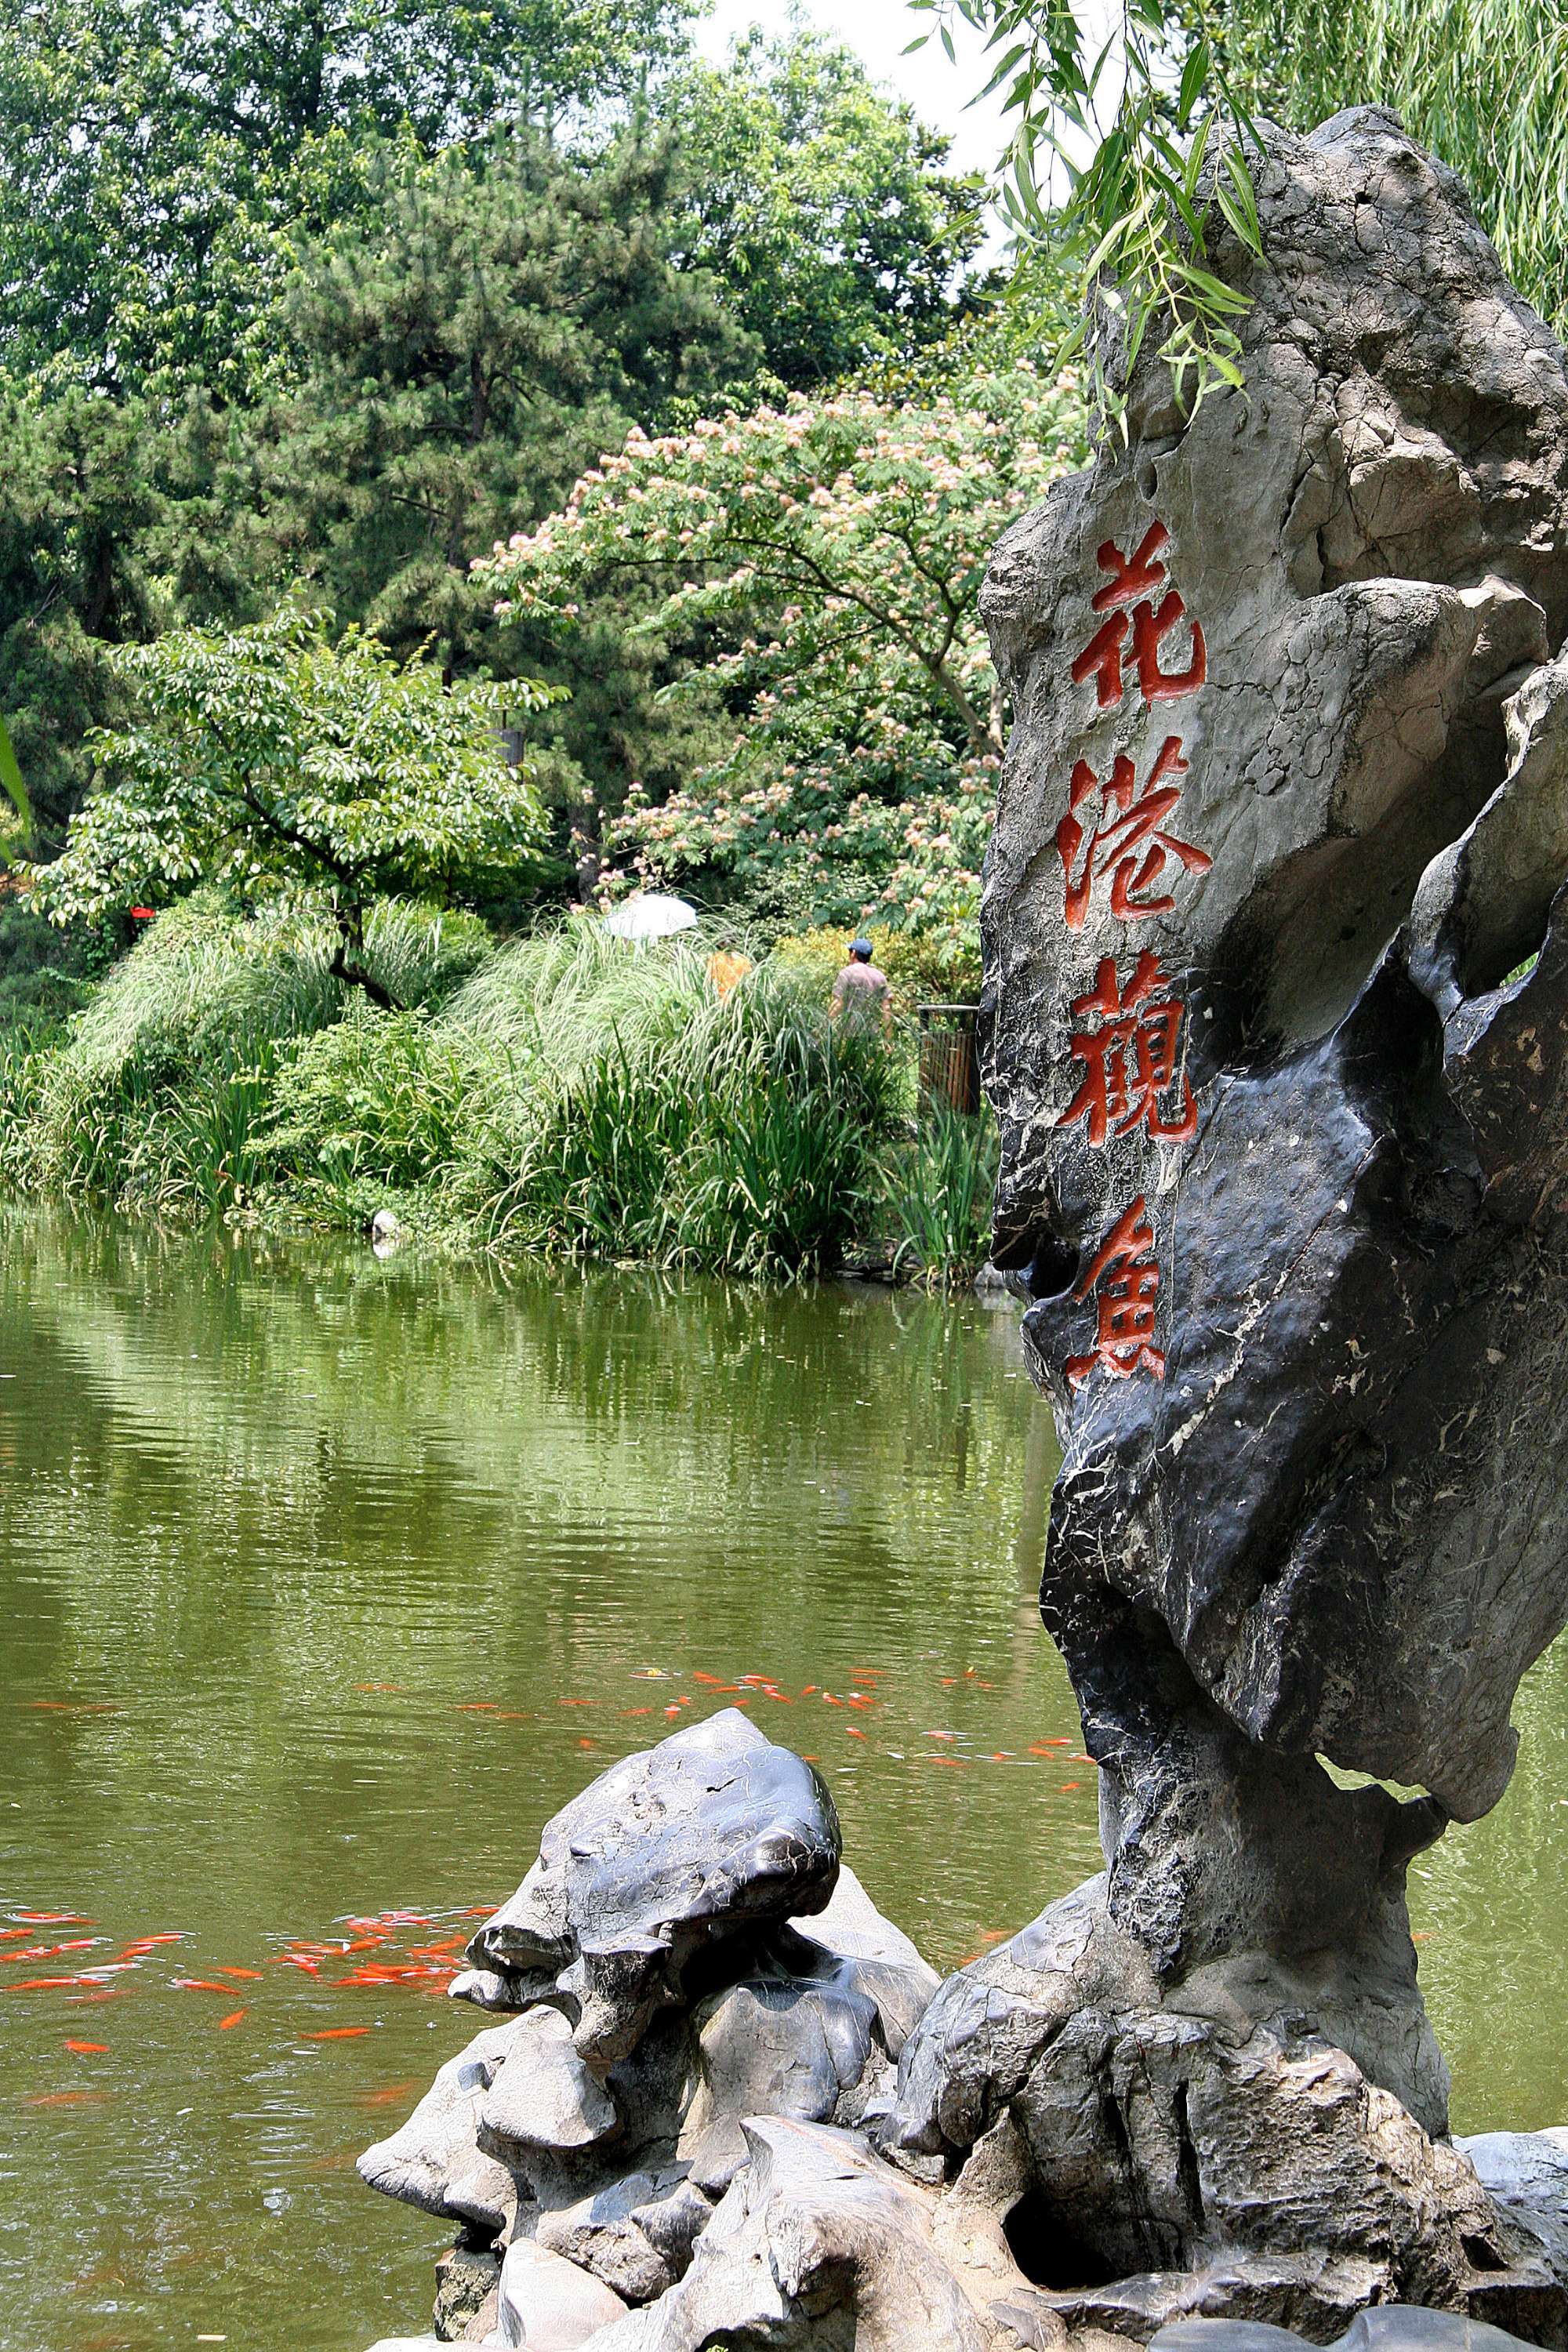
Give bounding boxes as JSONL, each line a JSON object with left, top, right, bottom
{"left": 601, "top": 892, "right": 700, "bottom": 942}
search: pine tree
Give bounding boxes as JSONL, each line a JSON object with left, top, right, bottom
{"left": 255, "top": 130, "right": 754, "bottom": 670}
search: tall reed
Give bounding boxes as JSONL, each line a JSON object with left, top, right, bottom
{"left": 877, "top": 1102, "right": 1000, "bottom": 1287}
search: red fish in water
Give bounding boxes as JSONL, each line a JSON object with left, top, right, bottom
{"left": 356, "top": 2079, "right": 419, "bottom": 2106}
{"left": 63, "top": 2039, "right": 108, "bottom": 2054}
{"left": 218, "top": 2009, "right": 248, "bottom": 2030}
{"left": 216, "top": 1967, "right": 263, "bottom": 1980}
{"left": 174, "top": 1979, "right": 242, "bottom": 1994}
{"left": 304, "top": 2027, "right": 370, "bottom": 2040}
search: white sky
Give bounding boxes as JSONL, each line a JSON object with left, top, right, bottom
{"left": 693, "top": 0, "right": 1015, "bottom": 183}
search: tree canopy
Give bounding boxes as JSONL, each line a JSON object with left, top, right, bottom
{"left": 479, "top": 347, "right": 1086, "bottom": 936}
{"left": 254, "top": 129, "right": 753, "bottom": 669}
{"left": 34, "top": 604, "right": 552, "bottom": 1003}
{"left": 0, "top": 0, "right": 695, "bottom": 400}
{"left": 656, "top": 29, "right": 991, "bottom": 390}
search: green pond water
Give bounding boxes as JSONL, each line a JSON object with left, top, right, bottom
{"left": 0, "top": 1211, "right": 1566, "bottom": 2352}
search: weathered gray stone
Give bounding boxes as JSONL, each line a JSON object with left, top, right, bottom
{"left": 533, "top": 2166, "right": 691, "bottom": 2305}
{"left": 677, "top": 1969, "right": 878, "bottom": 2190}
{"left": 1047, "top": 2252, "right": 1391, "bottom": 2347}
{"left": 467, "top": 1709, "right": 840, "bottom": 2064}
{"left": 1150, "top": 2307, "right": 1548, "bottom": 2352}
{"left": 357, "top": 2020, "right": 522, "bottom": 2234}
{"left": 451, "top": 1966, "right": 538, "bottom": 2015}
{"left": 579, "top": 2118, "right": 1054, "bottom": 2352}
{"left": 494, "top": 2239, "right": 628, "bottom": 2350}
{"left": 478, "top": 2006, "right": 619, "bottom": 2160}
{"left": 1458, "top": 2132, "right": 1568, "bottom": 2279}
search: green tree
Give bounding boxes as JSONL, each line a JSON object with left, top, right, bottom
{"left": 477, "top": 345, "right": 1086, "bottom": 937}
{"left": 33, "top": 604, "right": 552, "bottom": 1004}
{"left": 0, "top": 0, "right": 695, "bottom": 401}
{"left": 656, "top": 28, "right": 990, "bottom": 390}
{"left": 0, "top": 393, "right": 167, "bottom": 840}
{"left": 255, "top": 129, "right": 753, "bottom": 667}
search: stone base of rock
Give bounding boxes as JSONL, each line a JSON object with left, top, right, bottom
{"left": 354, "top": 1719, "right": 1568, "bottom": 2352}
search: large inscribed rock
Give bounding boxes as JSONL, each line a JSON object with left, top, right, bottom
{"left": 888, "top": 100, "right": 1568, "bottom": 2313}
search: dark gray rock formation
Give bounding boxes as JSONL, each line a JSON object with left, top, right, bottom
{"left": 358, "top": 1710, "right": 1568, "bottom": 2352}
{"left": 358, "top": 1712, "right": 946, "bottom": 2348}
{"left": 467, "top": 1708, "right": 841, "bottom": 2064}
{"left": 869, "top": 95, "right": 1568, "bottom": 2332}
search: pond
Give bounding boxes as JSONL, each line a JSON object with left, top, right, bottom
{"left": 0, "top": 1212, "right": 1565, "bottom": 2352}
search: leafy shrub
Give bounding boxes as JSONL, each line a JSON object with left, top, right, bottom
{"left": 259, "top": 1007, "right": 487, "bottom": 1197}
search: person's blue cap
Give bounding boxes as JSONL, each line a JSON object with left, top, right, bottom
{"left": 851, "top": 936, "right": 873, "bottom": 956}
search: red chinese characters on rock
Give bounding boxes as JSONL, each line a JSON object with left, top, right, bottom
{"left": 1058, "top": 951, "right": 1196, "bottom": 1147}
{"left": 1054, "top": 517, "right": 1212, "bottom": 1391}
{"left": 1070, "top": 521, "right": 1207, "bottom": 710}
{"left": 1056, "top": 735, "right": 1213, "bottom": 931}
{"left": 1065, "top": 1197, "right": 1165, "bottom": 1389}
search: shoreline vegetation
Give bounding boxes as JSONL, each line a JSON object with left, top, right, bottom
{"left": 0, "top": 895, "right": 1000, "bottom": 1286}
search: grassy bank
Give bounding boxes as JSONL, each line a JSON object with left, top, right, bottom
{"left": 0, "top": 896, "right": 998, "bottom": 1283}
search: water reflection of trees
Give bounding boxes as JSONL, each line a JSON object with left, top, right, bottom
{"left": 0, "top": 1209, "right": 1090, "bottom": 1957}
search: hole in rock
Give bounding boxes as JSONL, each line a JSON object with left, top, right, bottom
{"left": 1027, "top": 1237, "right": 1080, "bottom": 1301}
{"left": 1455, "top": 901, "right": 1552, "bottom": 1003}
{"left": 1003, "top": 2186, "right": 1122, "bottom": 2291}
{"left": 1315, "top": 1754, "right": 1432, "bottom": 1802}
{"left": 1462, "top": 2233, "right": 1509, "bottom": 2273}
{"left": 1207, "top": 688, "right": 1513, "bottom": 1062}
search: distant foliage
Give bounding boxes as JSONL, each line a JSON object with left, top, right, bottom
{"left": 256, "top": 129, "right": 753, "bottom": 674}
{"left": 0, "top": 0, "right": 695, "bottom": 401}
{"left": 660, "top": 27, "right": 990, "bottom": 389}
{"left": 479, "top": 348, "right": 1086, "bottom": 940}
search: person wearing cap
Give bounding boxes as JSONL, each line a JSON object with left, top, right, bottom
{"left": 829, "top": 936, "right": 892, "bottom": 1038}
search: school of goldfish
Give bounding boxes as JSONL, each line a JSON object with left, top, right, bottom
{"left": 7, "top": 1656, "right": 1098, "bottom": 2069}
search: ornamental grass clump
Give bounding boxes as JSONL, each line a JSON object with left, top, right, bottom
{"left": 877, "top": 1100, "right": 1000, "bottom": 1288}
{"left": 14, "top": 893, "right": 343, "bottom": 1211}
{"left": 468, "top": 922, "right": 903, "bottom": 1276}
{"left": 10, "top": 893, "right": 491, "bottom": 1216}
